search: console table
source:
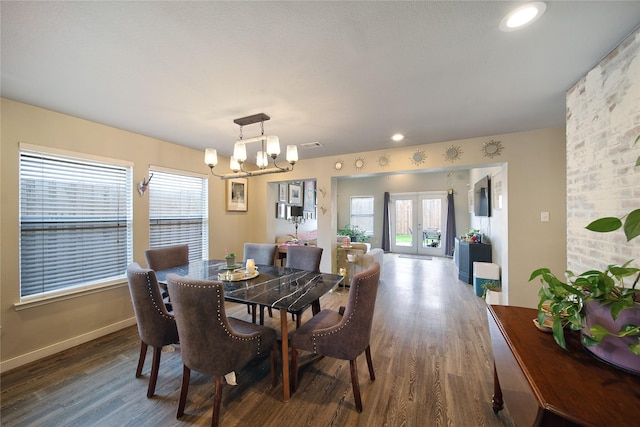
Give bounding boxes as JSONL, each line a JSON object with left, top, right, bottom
{"left": 487, "top": 305, "right": 640, "bottom": 426}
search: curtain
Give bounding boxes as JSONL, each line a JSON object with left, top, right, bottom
{"left": 381, "top": 191, "right": 391, "bottom": 252}
{"left": 445, "top": 190, "right": 456, "bottom": 256}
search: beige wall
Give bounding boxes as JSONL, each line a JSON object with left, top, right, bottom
{"left": 1, "top": 97, "right": 566, "bottom": 371}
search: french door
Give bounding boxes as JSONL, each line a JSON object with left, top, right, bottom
{"left": 390, "top": 192, "right": 447, "bottom": 256}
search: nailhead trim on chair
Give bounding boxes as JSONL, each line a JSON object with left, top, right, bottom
{"left": 132, "top": 270, "right": 174, "bottom": 321}
{"left": 171, "top": 279, "right": 263, "bottom": 355}
{"left": 310, "top": 268, "right": 377, "bottom": 353}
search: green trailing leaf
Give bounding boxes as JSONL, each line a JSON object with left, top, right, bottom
{"left": 581, "top": 334, "right": 599, "bottom": 347}
{"left": 629, "top": 340, "right": 640, "bottom": 356}
{"left": 586, "top": 217, "right": 622, "bottom": 233}
{"left": 623, "top": 209, "right": 640, "bottom": 241}
{"left": 552, "top": 318, "right": 567, "bottom": 350}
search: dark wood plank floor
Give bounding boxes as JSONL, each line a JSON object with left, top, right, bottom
{"left": 1, "top": 255, "right": 515, "bottom": 427}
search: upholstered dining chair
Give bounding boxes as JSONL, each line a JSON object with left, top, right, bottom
{"left": 290, "top": 261, "right": 380, "bottom": 412}
{"left": 145, "top": 244, "right": 189, "bottom": 305}
{"left": 243, "top": 243, "right": 278, "bottom": 321}
{"left": 145, "top": 244, "right": 189, "bottom": 271}
{"left": 126, "top": 263, "right": 180, "bottom": 398}
{"left": 166, "top": 274, "right": 278, "bottom": 427}
{"left": 285, "top": 245, "right": 324, "bottom": 327}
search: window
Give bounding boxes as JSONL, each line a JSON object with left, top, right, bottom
{"left": 19, "top": 147, "right": 133, "bottom": 299}
{"left": 149, "top": 168, "right": 208, "bottom": 261}
{"left": 350, "top": 196, "right": 374, "bottom": 235}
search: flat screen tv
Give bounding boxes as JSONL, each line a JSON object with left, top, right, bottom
{"left": 474, "top": 175, "right": 491, "bottom": 217}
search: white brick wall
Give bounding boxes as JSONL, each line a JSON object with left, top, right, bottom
{"left": 566, "top": 28, "right": 640, "bottom": 274}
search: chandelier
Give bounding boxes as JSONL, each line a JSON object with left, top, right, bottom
{"left": 204, "top": 113, "right": 298, "bottom": 180}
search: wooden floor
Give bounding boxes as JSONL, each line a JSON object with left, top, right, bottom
{"left": 1, "top": 255, "right": 515, "bottom": 427}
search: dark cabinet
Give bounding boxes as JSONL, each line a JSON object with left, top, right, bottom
{"left": 457, "top": 240, "right": 492, "bottom": 284}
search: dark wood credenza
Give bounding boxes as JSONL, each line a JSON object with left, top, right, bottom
{"left": 487, "top": 305, "right": 640, "bottom": 427}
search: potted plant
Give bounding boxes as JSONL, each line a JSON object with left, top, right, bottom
{"left": 225, "top": 249, "right": 236, "bottom": 267}
{"left": 337, "top": 224, "right": 369, "bottom": 242}
{"left": 481, "top": 280, "right": 502, "bottom": 304}
{"left": 529, "top": 135, "right": 640, "bottom": 374}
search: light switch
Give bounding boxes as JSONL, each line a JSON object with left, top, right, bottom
{"left": 541, "top": 211, "right": 549, "bottom": 222}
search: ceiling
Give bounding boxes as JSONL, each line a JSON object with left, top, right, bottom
{"left": 2, "top": 1, "right": 640, "bottom": 162}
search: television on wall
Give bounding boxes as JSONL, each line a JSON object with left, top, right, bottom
{"left": 474, "top": 175, "right": 491, "bottom": 217}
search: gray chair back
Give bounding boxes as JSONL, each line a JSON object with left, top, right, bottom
{"left": 243, "top": 243, "right": 277, "bottom": 266}
{"left": 126, "top": 263, "right": 178, "bottom": 348}
{"left": 335, "top": 261, "right": 381, "bottom": 359}
{"left": 286, "top": 246, "right": 323, "bottom": 272}
{"left": 145, "top": 244, "right": 189, "bottom": 271}
{"left": 166, "top": 274, "right": 275, "bottom": 375}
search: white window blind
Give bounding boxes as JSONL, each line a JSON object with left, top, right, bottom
{"left": 149, "top": 169, "right": 208, "bottom": 261}
{"left": 350, "top": 196, "right": 375, "bottom": 235}
{"left": 19, "top": 149, "right": 133, "bottom": 298}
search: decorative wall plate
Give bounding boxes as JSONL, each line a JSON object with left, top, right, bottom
{"left": 482, "top": 140, "right": 503, "bottom": 158}
{"left": 378, "top": 154, "right": 390, "bottom": 167}
{"left": 444, "top": 145, "right": 462, "bottom": 162}
{"left": 334, "top": 160, "right": 344, "bottom": 171}
{"left": 353, "top": 156, "right": 366, "bottom": 170}
{"left": 410, "top": 149, "right": 426, "bottom": 166}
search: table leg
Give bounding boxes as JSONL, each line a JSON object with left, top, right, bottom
{"left": 492, "top": 362, "right": 504, "bottom": 413}
{"left": 280, "top": 308, "right": 290, "bottom": 402}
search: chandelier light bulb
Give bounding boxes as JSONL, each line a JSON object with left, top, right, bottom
{"left": 266, "top": 135, "right": 281, "bottom": 157}
{"left": 286, "top": 145, "right": 298, "bottom": 164}
{"left": 233, "top": 141, "right": 247, "bottom": 162}
{"left": 204, "top": 148, "right": 218, "bottom": 166}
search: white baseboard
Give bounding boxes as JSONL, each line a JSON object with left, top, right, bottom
{"left": 0, "top": 317, "right": 137, "bottom": 374}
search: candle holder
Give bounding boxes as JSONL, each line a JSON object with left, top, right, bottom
{"left": 288, "top": 206, "right": 305, "bottom": 242}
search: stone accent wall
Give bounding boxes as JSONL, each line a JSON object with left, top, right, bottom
{"left": 566, "top": 27, "right": 640, "bottom": 274}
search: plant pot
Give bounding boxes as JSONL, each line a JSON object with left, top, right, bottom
{"left": 582, "top": 300, "right": 640, "bottom": 375}
{"left": 226, "top": 256, "right": 235, "bottom": 267}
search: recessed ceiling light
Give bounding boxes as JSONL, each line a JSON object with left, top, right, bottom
{"left": 500, "top": 2, "right": 546, "bottom": 32}
{"left": 391, "top": 133, "right": 404, "bottom": 142}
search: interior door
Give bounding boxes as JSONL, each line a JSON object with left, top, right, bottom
{"left": 390, "top": 192, "right": 447, "bottom": 256}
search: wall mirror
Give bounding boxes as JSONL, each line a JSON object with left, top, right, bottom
{"left": 410, "top": 149, "right": 426, "bottom": 166}
{"left": 482, "top": 140, "right": 503, "bottom": 158}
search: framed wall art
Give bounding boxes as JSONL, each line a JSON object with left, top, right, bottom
{"left": 303, "top": 180, "right": 315, "bottom": 211}
{"left": 278, "top": 183, "right": 287, "bottom": 202}
{"left": 226, "top": 178, "right": 248, "bottom": 211}
{"left": 288, "top": 182, "right": 302, "bottom": 205}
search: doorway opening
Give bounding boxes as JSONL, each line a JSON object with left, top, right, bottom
{"left": 390, "top": 191, "right": 447, "bottom": 256}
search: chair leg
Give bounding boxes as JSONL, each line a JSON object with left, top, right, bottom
{"left": 251, "top": 303, "right": 257, "bottom": 323}
{"left": 296, "top": 314, "right": 301, "bottom": 328}
{"left": 136, "top": 341, "right": 148, "bottom": 377}
{"left": 147, "top": 346, "right": 162, "bottom": 398}
{"left": 291, "top": 347, "right": 299, "bottom": 393}
{"left": 260, "top": 305, "right": 265, "bottom": 325}
{"left": 270, "top": 343, "right": 278, "bottom": 387}
{"left": 212, "top": 376, "right": 223, "bottom": 427}
{"left": 267, "top": 307, "right": 273, "bottom": 317}
{"left": 365, "top": 345, "right": 375, "bottom": 380}
{"left": 350, "top": 358, "right": 363, "bottom": 412}
{"left": 177, "top": 365, "right": 191, "bottom": 418}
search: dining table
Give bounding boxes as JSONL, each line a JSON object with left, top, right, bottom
{"left": 154, "top": 259, "right": 344, "bottom": 402}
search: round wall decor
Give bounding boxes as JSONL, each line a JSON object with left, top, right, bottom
{"left": 334, "top": 160, "right": 344, "bottom": 171}
{"left": 378, "top": 154, "right": 390, "bottom": 167}
{"left": 354, "top": 156, "right": 366, "bottom": 170}
{"left": 410, "top": 149, "right": 426, "bottom": 166}
{"left": 482, "top": 140, "right": 503, "bottom": 158}
{"left": 444, "top": 145, "right": 462, "bottom": 162}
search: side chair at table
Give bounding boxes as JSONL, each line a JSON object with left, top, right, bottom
{"left": 290, "top": 261, "right": 380, "bottom": 412}
{"left": 243, "top": 242, "right": 278, "bottom": 322}
{"left": 126, "top": 263, "right": 179, "bottom": 398}
{"left": 145, "top": 244, "right": 189, "bottom": 307}
{"left": 284, "top": 245, "right": 324, "bottom": 327}
{"left": 166, "top": 274, "right": 278, "bottom": 427}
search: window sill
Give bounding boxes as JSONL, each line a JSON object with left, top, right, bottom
{"left": 14, "top": 279, "right": 127, "bottom": 311}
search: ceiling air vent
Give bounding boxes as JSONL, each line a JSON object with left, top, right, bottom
{"left": 300, "top": 141, "right": 323, "bottom": 149}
